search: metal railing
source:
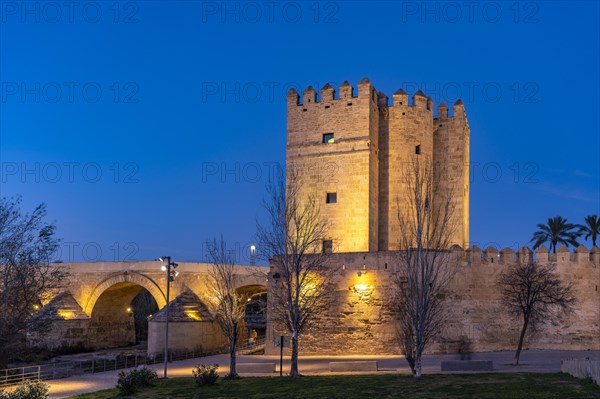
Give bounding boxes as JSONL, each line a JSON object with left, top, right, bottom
{"left": 0, "top": 348, "right": 222, "bottom": 388}
{"left": 0, "top": 337, "right": 268, "bottom": 387}
{"left": 236, "top": 337, "right": 266, "bottom": 355}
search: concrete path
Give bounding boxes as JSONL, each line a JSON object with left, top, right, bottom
{"left": 46, "top": 350, "right": 600, "bottom": 398}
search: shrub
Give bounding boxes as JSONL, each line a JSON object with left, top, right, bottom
{"left": 0, "top": 380, "right": 49, "bottom": 399}
{"left": 116, "top": 366, "right": 158, "bottom": 395}
{"left": 192, "top": 364, "right": 219, "bottom": 386}
{"left": 116, "top": 370, "right": 138, "bottom": 396}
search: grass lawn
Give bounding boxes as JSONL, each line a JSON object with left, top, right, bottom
{"left": 69, "top": 373, "right": 600, "bottom": 398}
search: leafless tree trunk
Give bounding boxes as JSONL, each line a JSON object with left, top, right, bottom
{"left": 0, "top": 197, "right": 67, "bottom": 368}
{"left": 257, "top": 166, "right": 335, "bottom": 377}
{"left": 498, "top": 262, "right": 575, "bottom": 365}
{"left": 394, "top": 158, "right": 456, "bottom": 378}
{"left": 205, "top": 236, "right": 248, "bottom": 377}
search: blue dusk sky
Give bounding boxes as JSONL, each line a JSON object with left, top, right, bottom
{"left": 0, "top": 1, "right": 598, "bottom": 264}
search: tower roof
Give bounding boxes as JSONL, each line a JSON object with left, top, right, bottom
{"left": 340, "top": 80, "right": 351, "bottom": 87}
{"left": 28, "top": 292, "right": 88, "bottom": 322}
{"left": 394, "top": 88, "right": 407, "bottom": 95}
{"left": 438, "top": 101, "right": 448, "bottom": 108}
{"left": 454, "top": 99, "right": 464, "bottom": 105}
{"left": 414, "top": 90, "right": 426, "bottom": 97}
{"left": 149, "top": 290, "right": 212, "bottom": 322}
{"left": 358, "top": 77, "right": 371, "bottom": 85}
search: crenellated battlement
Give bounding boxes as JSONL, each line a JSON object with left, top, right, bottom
{"left": 270, "top": 244, "right": 600, "bottom": 356}
{"left": 458, "top": 244, "right": 600, "bottom": 268}
{"left": 326, "top": 245, "right": 600, "bottom": 274}
{"left": 287, "top": 76, "right": 470, "bottom": 253}
{"left": 287, "top": 78, "right": 464, "bottom": 117}
{"left": 281, "top": 76, "right": 598, "bottom": 357}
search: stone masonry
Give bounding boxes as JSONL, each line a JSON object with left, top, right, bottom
{"left": 27, "top": 261, "right": 266, "bottom": 355}
{"left": 266, "top": 245, "right": 600, "bottom": 355}
{"left": 286, "top": 78, "right": 469, "bottom": 252}
{"left": 265, "top": 78, "right": 598, "bottom": 356}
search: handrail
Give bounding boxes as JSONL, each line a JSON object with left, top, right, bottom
{"left": 0, "top": 347, "right": 220, "bottom": 388}
{"left": 0, "top": 338, "right": 267, "bottom": 387}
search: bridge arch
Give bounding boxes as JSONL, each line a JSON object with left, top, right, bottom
{"left": 83, "top": 271, "right": 166, "bottom": 316}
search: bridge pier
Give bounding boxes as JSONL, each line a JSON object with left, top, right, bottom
{"left": 146, "top": 290, "right": 226, "bottom": 356}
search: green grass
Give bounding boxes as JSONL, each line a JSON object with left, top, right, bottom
{"left": 69, "top": 373, "right": 600, "bottom": 399}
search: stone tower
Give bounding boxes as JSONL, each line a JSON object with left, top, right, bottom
{"left": 286, "top": 78, "right": 470, "bottom": 252}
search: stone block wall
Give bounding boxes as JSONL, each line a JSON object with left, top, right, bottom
{"left": 147, "top": 320, "right": 226, "bottom": 356}
{"left": 287, "top": 78, "right": 470, "bottom": 253}
{"left": 265, "top": 246, "right": 600, "bottom": 356}
{"left": 287, "top": 79, "right": 380, "bottom": 253}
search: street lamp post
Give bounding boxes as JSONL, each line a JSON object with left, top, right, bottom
{"left": 250, "top": 244, "right": 256, "bottom": 266}
{"left": 158, "top": 256, "right": 178, "bottom": 378}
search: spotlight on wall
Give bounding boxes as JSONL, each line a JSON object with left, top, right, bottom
{"left": 354, "top": 284, "right": 368, "bottom": 292}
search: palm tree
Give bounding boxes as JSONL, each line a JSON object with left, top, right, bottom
{"left": 531, "top": 216, "right": 581, "bottom": 253}
{"left": 579, "top": 214, "right": 600, "bottom": 247}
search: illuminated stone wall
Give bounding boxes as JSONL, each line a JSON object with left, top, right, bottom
{"left": 27, "top": 262, "right": 267, "bottom": 353}
{"left": 287, "top": 78, "right": 470, "bottom": 253}
{"left": 265, "top": 246, "right": 600, "bottom": 355}
{"left": 287, "top": 79, "right": 379, "bottom": 253}
{"left": 147, "top": 320, "right": 225, "bottom": 356}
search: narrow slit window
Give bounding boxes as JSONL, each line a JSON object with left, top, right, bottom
{"left": 326, "top": 192, "right": 337, "bottom": 203}
{"left": 322, "top": 133, "right": 335, "bottom": 144}
{"left": 415, "top": 145, "right": 421, "bottom": 155}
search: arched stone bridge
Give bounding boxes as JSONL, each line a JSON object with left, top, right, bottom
{"left": 28, "top": 261, "right": 267, "bottom": 355}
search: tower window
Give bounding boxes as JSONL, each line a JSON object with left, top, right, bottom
{"left": 322, "top": 133, "right": 335, "bottom": 143}
{"left": 415, "top": 145, "right": 421, "bottom": 155}
{"left": 322, "top": 240, "right": 333, "bottom": 254}
{"left": 326, "top": 192, "right": 337, "bottom": 203}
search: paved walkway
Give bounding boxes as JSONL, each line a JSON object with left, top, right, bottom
{"left": 47, "top": 350, "right": 600, "bottom": 398}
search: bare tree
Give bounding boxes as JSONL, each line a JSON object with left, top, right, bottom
{"left": 498, "top": 262, "right": 575, "bottom": 365}
{"left": 257, "top": 166, "right": 335, "bottom": 377}
{"left": 205, "top": 236, "right": 248, "bottom": 377}
{"left": 394, "top": 158, "right": 456, "bottom": 378}
{"left": 0, "top": 197, "right": 67, "bottom": 368}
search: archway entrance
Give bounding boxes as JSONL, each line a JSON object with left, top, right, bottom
{"left": 132, "top": 289, "right": 159, "bottom": 344}
{"left": 237, "top": 285, "right": 267, "bottom": 344}
{"left": 88, "top": 282, "right": 160, "bottom": 350}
